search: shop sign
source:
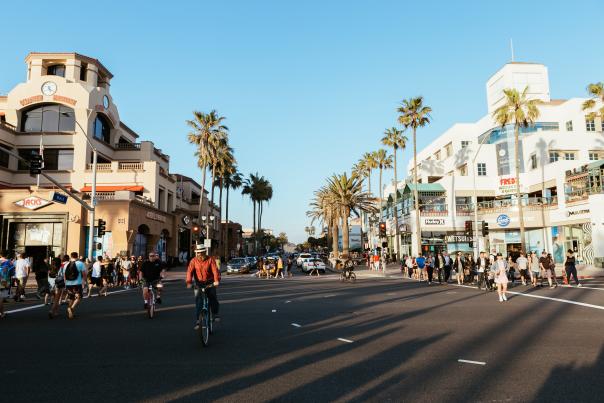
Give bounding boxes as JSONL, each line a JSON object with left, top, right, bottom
{"left": 424, "top": 218, "right": 446, "bottom": 225}
{"left": 14, "top": 196, "right": 52, "bottom": 210}
{"left": 146, "top": 211, "right": 166, "bottom": 223}
{"left": 496, "top": 214, "right": 510, "bottom": 227}
{"left": 566, "top": 208, "right": 589, "bottom": 217}
{"left": 445, "top": 234, "right": 471, "bottom": 243}
{"left": 498, "top": 177, "right": 518, "bottom": 195}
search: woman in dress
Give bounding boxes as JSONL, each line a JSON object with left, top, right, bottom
{"left": 493, "top": 253, "right": 509, "bottom": 302}
{"left": 454, "top": 252, "right": 465, "bottom": 285}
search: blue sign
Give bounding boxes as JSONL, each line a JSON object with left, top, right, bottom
{"left": 496, "top": 214, "right": 510, "bottom": 227}
{"left": 51, "top": 192, "right": 68, "bottom": 204}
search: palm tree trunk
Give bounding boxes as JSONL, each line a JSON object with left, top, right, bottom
{"left": 368, "top": 170, "right": 372, "bottom": 196}
{"left": 224, "top": 186, "right": 230, "bottom": 259}
{"left": 331, "top": 219, "right": 339, "bottom": 257}
{"left": 393, "top": 147, "right": 400, "bottom": 261}
{"left": 198, "top": 162, "right": 207, "bottom": 223}
{"left": 208, "top": 168, "right": 216, "bottom": 252}
{"left": 218, "top": 178, "right": 224, "bottom": 259}
{"left": 379, "top": 167, "right": 383, "bottom": 221}
{"left": 342, "top": 210, "right": 350, "bottom": 257}
{"left": 252, "top": 201, "right": 256, "bottom": 255}
{"left": 515, "top": 125, "right": 525, "bottom": 252}
{"left": 413, "top": 127, "right": 421, "bottom": 256}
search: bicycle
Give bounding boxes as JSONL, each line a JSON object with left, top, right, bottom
{"left": 143, "top": 280, "right": 162, "bottom": 319}
{"left": 478, "top": 269, "right": 495, "bottom": 293}
{"left": 196, "top": 284, "right": 214, "bottom": 347}
{"left": 339, "top": 260, "right": 356, "bottom": 282}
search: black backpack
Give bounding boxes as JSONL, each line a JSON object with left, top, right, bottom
{"left": 64, "top": 261, "right": 79, "bottom": 281}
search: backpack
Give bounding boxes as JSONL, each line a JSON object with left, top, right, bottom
{"left": 64, "top": 261, "right": 79, "bottom": 281}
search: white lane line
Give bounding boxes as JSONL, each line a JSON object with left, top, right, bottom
{"left": 285, "top": 300, "right": 291, "bottom": 304}
{"left": 453, "top": 283, "right": 604, "bottom": 311}
{"left": 272, "top": 309, "right": 277, "bottom": 312}
{"left": 324, "top": 294, "right": 337, "bottom": 298}
{"left": 6, "top": 303, "right": 45, "bottom": 314}
{"left": 337, "top": 338, "right": 354, "bottom": 343}
{"left": 458, "top": 359, "right": 486, "bottom": 366}
{"left": 291, "top": 323, "right": 301, "bottom": 328}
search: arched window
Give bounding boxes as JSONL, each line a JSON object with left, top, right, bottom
{"left": 93, "top": 114, "right": 111, "bottom": 143}
{"left": 21, "top": 104, "right": 75, "bottom": 132}
{"left": 47, "top": 64, "right": 65, "bottom": 77}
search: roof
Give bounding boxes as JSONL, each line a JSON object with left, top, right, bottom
{"left": 403, "top": 183, "right": 445, "bottom": 193}
{"left": 25, "top": 52, "right": 114, "bottom": 79}
{"left": 80, "top": 185, "right": 143, "bottom": 192}
{"left": 173, "top": 174, "right": 205, "bottom": 192}
{"left": 119, "top": 122, "right": 139, "bottom": 139}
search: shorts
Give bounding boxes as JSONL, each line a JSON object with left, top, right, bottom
{"left": 519, "top": 269, "right": 527, "bottom": 277}
{"left": 142, "top": 279, "right": 161, "bottom": 288}
{"left": 66, "top": 285, "right": 83, "bottom": 299}
{"left": 91, "top": 277, "right": 103, "bottom": 287}
{"left": 545, "top": 269, "right": 553, "bottom": 279}
{"left": 531, "top": 271, "right": 540, "bottom": 278}
{"left": 0, "top": 288, "right": 8, "bottom": 298}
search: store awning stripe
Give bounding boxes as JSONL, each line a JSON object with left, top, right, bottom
{"left": 80, "top": 185, "right": 144, "bottom": 192}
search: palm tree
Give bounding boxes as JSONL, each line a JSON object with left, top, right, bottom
{"left": 398, "top": 96, "right": 432, "bottom": 256}
{"left": 257, "top": 177, "right": 273, "bottom": 252}
{"left": 223, "top": 169, "right": 242, "bottom": 258}
{"left": 308, "top": 187, "right": 339, "bottom": 256}
{"left": 582, "top": 82, "right": 604, "bottom": 121}
{"left": 361, "top": 152, "right": 378, "bottom": 196}
{"left": 325, "top": 173, "right": 376, "bottom": 257}
{"left": 242, "top": 173, "right": 272, "bottom": 255}
{"left": 242, "top": 173, "right": 262, "bottom": 254}
{"left": 187, "top": 110, "right": 228, "bottom": 222}
{"left": 382, "top": 127, "right": 408, "bottom": 260}
{"left": 493, "top": 86, "right": 541, "bottom": 253}
{"left": 374, "top": 149, "right": 393, "bottom": 221}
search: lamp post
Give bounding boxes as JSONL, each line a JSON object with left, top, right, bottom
{"left": 471, "top": 133, "right": 491, "bottom": 258}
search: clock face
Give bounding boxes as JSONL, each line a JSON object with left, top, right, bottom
{"left": 41, "top": 81, "right": 57, "bottom": 96}
{"left": 103, "top": 95, "right": 110, "bottom": 109}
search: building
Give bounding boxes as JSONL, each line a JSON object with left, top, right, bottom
{"left": 338, "top": 217, "right": 363, "bottom": 251}
{"left": 220, "top": 221, "right": 243, "bottom": 259}
{"left": 382, "top": 61, "right": 604, "bottom": 268}
{"left": 0, "top": 52, "right": 220, "bottom": 262}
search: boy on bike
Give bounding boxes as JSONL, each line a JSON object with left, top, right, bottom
{"left": 186, "top": 245, "right": 220, "bottom": 330}
{"left": 140, "top": 252, "right": 165, "bottom": 309}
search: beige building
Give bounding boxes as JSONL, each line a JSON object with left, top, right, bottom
{"left": 0, "top": 52, "right": 219, "bottom": 261}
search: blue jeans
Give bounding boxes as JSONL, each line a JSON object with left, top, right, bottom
{"left": 194, "top": 285, "right": 219, "bottom": 321}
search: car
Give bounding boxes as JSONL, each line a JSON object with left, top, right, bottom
{"left": 296, "top": 253, "right": 312, "bottom": 267}
{"left": 245, "top": 256, "right": 257, "bottom": 270}
{"left": 302, "top": 258, "right": 326, "bottom": 273}
{"left": 226, "top": 258, "right": 251, "bottom": 274}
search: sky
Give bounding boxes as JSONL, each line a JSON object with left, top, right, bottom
{"left": 1, "top": 0, "right": 603, "bottom": 243}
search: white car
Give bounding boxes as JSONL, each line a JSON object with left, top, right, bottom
{"left": 302, "top": 258, "right": 326, "bottom": 273}
{"left": 296, "top": 253, "right": 312, "bottom": 267}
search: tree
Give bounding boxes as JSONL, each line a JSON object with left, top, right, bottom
{"left": 308, "top": 187, "right": 339, "bottom": 256}
{"left": 242, "top": 173, "right": 272, "bottom": 255}
{"left": 398, "top": 96, "right": 432, "bottom": 256}
{"left": 277, "top": 232, "right": 288, "bottom": 249}
{"left": 187, "top": 110, "right": 228, "bottom": 224}
{"left": 382, "top": 127, "right": 407, "bottom": 260}
{"left": 325, "top": 172, "right": 376, "bottom": 257}
{"left": 582, "top": 82, "right": 604, "bottom": 121}
{"left": 210, "top": 139, "right": 234, "bottom": 252}
{"left": 223, "top": 170, "right": 243, "bottom": 258}
{"left": 361, "top": 152, "right": 378, "bottom": 196}
{"left": 492, "top": 86, "right": 541, "bottom": 253}
{"left": 374, "top": 149, "right": 393, "bottom": 222}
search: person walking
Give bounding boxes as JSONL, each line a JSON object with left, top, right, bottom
{"left": 13, "top": 253, "right": 30, "bottom": 302}
{"left": 529, "top": 251, "right": 540, "bottom": 287}
{"left": 62, "top": 252, "right": 87, "bottom": 319}
{"left": 507, "top": 255, "right": 516, "bottom": 287}
{"left": 120, "top": 255, "right": 131, "bottom": 289}
{"left": 476, "top": 251, "right": 488, "bottom": 290}
{"left": 88, "top": 256, "right": 107, "bottom": 297}
{"left": 492, "top": 253, "right": 509, "bottom": 302}
{"left": 415, "top": 254, "right": 426, "bottom": 282}
{"left": 465, "top": 253, "right": 475, "bottom": 284}
{"left": 425, "top": 254, "right": 434, "bottom": 285}
{"left": 48, "top": 255, "right": 69, "bottom": 318}
{"left": 516, "top": 252, "right": 529, "bottom": 286}
{"left": 443, "top": 252, "right": 452, "bottom": 283}
{"left": 540, "top": 251, "right": 556, "bottom": 289}
{"left": 276, "top": 256, "right": 284, "bottom": 279}
{"left": 286, "top": 256, "right": 293, "bottom": 277}
{"left": 0, "top": 253, "right": 13, "bottom": 318}
{"left": 564, "top": 249, "right": 582, "bottom": 287}
{"left": 454, "top": 252, "right": 465, "bottom": 285}
{"left": 33, "top": 256, "right": 51, "bottom": 303}
{"left": 436, "top": 252, "right": 445, "bottom": 284}
{"left": 405, "top": 255, "right": 414, "bottom": 279}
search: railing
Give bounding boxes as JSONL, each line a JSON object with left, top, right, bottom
{"left": 456, "top": 204, "right": 474, "bottom": 215}
{"left": 87, "top": 163, "right": 112, "bottom": 171}
{"left": 565, "top": 190, "right": 589, "bottom": 203}
{"left": 478, "top": 197, "right": 558, "bottom": 211}
{"left": 118, "top": 162, "right": 144, "bottom": 170}
{"left": 115, "top": 142, "right": 142, "bottom": 150}
{"left": 419, "top": 204, "right": 448, "bottom": 216}
{"left": 135, "top": 194, "right": 154, "bottom": 206}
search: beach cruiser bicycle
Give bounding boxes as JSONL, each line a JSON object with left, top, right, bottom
{"left": 144, "top": 280, "right": 163, "bottom": 319}
{"left": 196, "top": 283, "right": 215, "bottom": 347}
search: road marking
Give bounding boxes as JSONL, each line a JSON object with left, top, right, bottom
{"left": 337, "top": 338, "right": 354, "bottom": 343}
{"left": 458, "top": 359, "right": 486, "bottom": 366}
{"left": 285, "top": 300, "right": 291, "bottom": 303}
{"left": 6, "top": 303, "right": 45, "bottom": 314}
{"left": 291, "top": 323, "right": 301, "bottom": 328}
{"left": 323, "top": 294, "right": 336, "bottom": 298}
{"left": 272, "top": 309, "right": 277, "bottom": 312}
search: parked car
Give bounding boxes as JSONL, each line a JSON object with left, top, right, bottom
{"left": 296, "top": 253, "right": 312, "bottom": 267}
{"left": 226, "top": 257, "right": 251, "bottom": 274}
{"left": 302, "top": 258, "right": 326, "bottom": 273}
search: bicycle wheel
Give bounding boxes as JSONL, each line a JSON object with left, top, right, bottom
{"left": 350, "top": 272, "right": 356, "bottom": 283}
{"left": 199, "top": 309, "right": 210, "bottom": 347}
{"left": 148, "top": 301, "right": 155, "bottom": 319}
{"left": 209, "top": 309, "right": 214, "bottom": 335}
{"left": 340, "top": 272, "right": 345, "bottom": 282}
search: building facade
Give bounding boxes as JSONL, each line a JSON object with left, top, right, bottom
{"left": 0, "top": 52, "right": 221, "bottom": 262}
{"left": 383, "top": 62, "right": 604, "bottom": 268}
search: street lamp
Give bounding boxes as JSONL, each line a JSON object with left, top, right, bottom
{"left": 471, "top": 133, "right": 491, "bottom": 258}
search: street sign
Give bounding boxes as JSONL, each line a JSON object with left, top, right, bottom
{"left": 14, "top": 196, "right": 51, "bottom": 210}
{"left": 203, "top": 239, "right": 212, "bottom": 248}
{"left": 51, "top": 192, "right": 68, "bottom": 204}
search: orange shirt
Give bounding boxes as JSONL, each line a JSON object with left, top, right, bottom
{"left": 186, "top": 257, "right": 220, "bottom": 284}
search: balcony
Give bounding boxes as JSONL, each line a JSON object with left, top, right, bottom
{"left": 115, "top": 142, "right": 142, "bottom": 150}
{"left": 86, "top": 161, "right": 145, "bottom": 171}
{"left": 419, "top": 204, "right": 448, "bottom": 216}
{"left": 477, "top": 197, "right": 558, "bottom": 212}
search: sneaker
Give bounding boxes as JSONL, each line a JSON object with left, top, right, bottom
{"left": 214, "top": 315, "right": 221, "bottom": 322}
{"left": 156, "top": 297, "right": 162, "bottom": 305}
{"left": 550, "top": 286, "right": 555, "bottom": 289}
{"left": 193, "top": 321, "right": 200, "bottom": 330}
{"left": 67, "top": 307, "right": 74, "bottom": 319}
{"left": 499, "top": 296, "right": 503, "bottom": 302}
{"left": 577, "top": 283, "right": 583, "bottom": 287}
{"left": 502, "top": 294, "right": 508, "bottom": 301}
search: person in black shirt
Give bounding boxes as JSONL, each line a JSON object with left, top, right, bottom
{"left": 139, "top": 252, "right": 165, "bottom": 308}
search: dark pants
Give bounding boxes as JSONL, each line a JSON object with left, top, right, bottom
{"left": 436, "top": 267, "right": 443, "bottom": 283}
{"left": 477, "top": 272, "right": 486, "bottom": 289}
{"left": 444, "top": 266, "right": 451, "bottom": 282}
{"left": 194, "top": 285, "right": 219, "bottom": 321}
{"left": 427, "top": 267, "right": 434, "bottom": 283}
{"left": 565, "top": 266, "right": 580, "bottom": 285}
{"left": 36, "top": 277, "right": 50, "bottom": 297}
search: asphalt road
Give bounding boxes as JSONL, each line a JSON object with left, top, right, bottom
{"left": 2, "top": 269, "right": 604, "bottom": 403}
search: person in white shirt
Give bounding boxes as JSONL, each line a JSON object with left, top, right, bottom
{"left": 14, "top": 253, "right": 30, "bottom": 302}
{"left": 87, "top": 256, "right": 107, "bottom": 297}
{"left": 476, "top": 251, "right": 488, "bottom": 290}
{"left": 121, "top": 256, "right": 132, "bottom": 289}
{"left": 516, "top": 252, "right": 529, "bottom": 286}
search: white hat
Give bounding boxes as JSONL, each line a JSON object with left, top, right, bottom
{"left": 194, "top": 245, "right": 208, "bottom": 253}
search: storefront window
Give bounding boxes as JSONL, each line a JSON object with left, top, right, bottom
{"left": 551, "top": 224, "right": 592, "bottom": 264}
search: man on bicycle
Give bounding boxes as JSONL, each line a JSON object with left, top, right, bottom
{"left": 186, "top": 245, "right": 220, "bottom": 330}
{"left": 140, "top": 252, "right": 165, "bottom": 309}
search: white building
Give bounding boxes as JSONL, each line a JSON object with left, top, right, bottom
{"left": 383, "top": 62, "right": 604, "bottom": 268}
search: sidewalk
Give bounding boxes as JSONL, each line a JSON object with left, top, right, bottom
{"left": 352, "top": 263, "right": 403, "bottom": 280}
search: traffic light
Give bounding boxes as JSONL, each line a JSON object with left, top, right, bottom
{"left": 192, "top": 226, "right": 200, "bottom": 241}
{"left": 464, "top": 220, "right": 473, "bottom": 237}
{"left": 97, "top": 219, "right": 106, "bottom": 237}
{"left": 29, "top": 153, "right": 43, "bottom": 175}
{"left": 379, "top": 222, "right": 386, "bottom": 237}
{"left": 469, "top": 241, "right": 474, "bottom": 248}
{"left": 481, "top": 221, "right": 489, "bottom": 237}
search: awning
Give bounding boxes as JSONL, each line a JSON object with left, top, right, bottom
{"left": 80, "top": 185, "right": 144, "bottom": 192}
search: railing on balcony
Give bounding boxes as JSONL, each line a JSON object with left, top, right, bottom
{"left": 456, "top": 204, "right": 474, "bottom": 215}
{"left": 565, "top": 190, "right": 589, "bottom": 203}
{"left": 419, "top": 204, "right": 448, "bottom": 216}
{"left": 87, "top": 163, "right": 112, "bottom": 171}
{"left": 115, "top": 142, "right": 142, "bottom": 150}
{"left": 478, "top": 197, "right": 558, "bottom": 211}
{"left": 118, "top": 162, "right": 144, "bottom": 170}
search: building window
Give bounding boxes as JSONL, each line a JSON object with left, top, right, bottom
{"left": 445, "top": 143, "right": 453, "bottom": 157}
{"left": 18, "top": 148, "right": 74, "bottom": 171}
{"left": 586, "top": 119, "right": 596, "bottom": 132}
{"left": 566, "top": 120, "right": 573, "bottom": 131}
{"left": 0, "top": 146, "right": 10, "bottom": 168}
{"left": 458, "top": 164, "right": 468, "bottom": 176}
{"left": 93, "top": 114, "right": 111, "bottom": 143}
{"left": 461, "top": 141, "right": 470, "bottom": 149}
{"left": 21, "top": 104, "right": 75, "bottom": 133}
{"left": 549, "top": 152, "right": 559, "bottom": 163}
{"left": 435, "top": 150, "right": 441, "bottom": 160}
{"left": 564, "top": 152, "right": 575, "bottom": 161}
{"left": 80, "top": 62, "right": 88, "bottom": 81}
{"left": 477, "top": 163, "right": 486, "bottom": 176}
{"left": 530, "top": 154, "right": 537, "bottom": 170}
{"left": 46, "top": 64, "right": 65, "bottom": 77}
{"left": 589, "top": 152, "right": 600, "bottom": 161}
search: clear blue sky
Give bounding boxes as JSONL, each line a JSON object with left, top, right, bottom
{"left": 1, "top": 0, "right": 603, "bottom": 243}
